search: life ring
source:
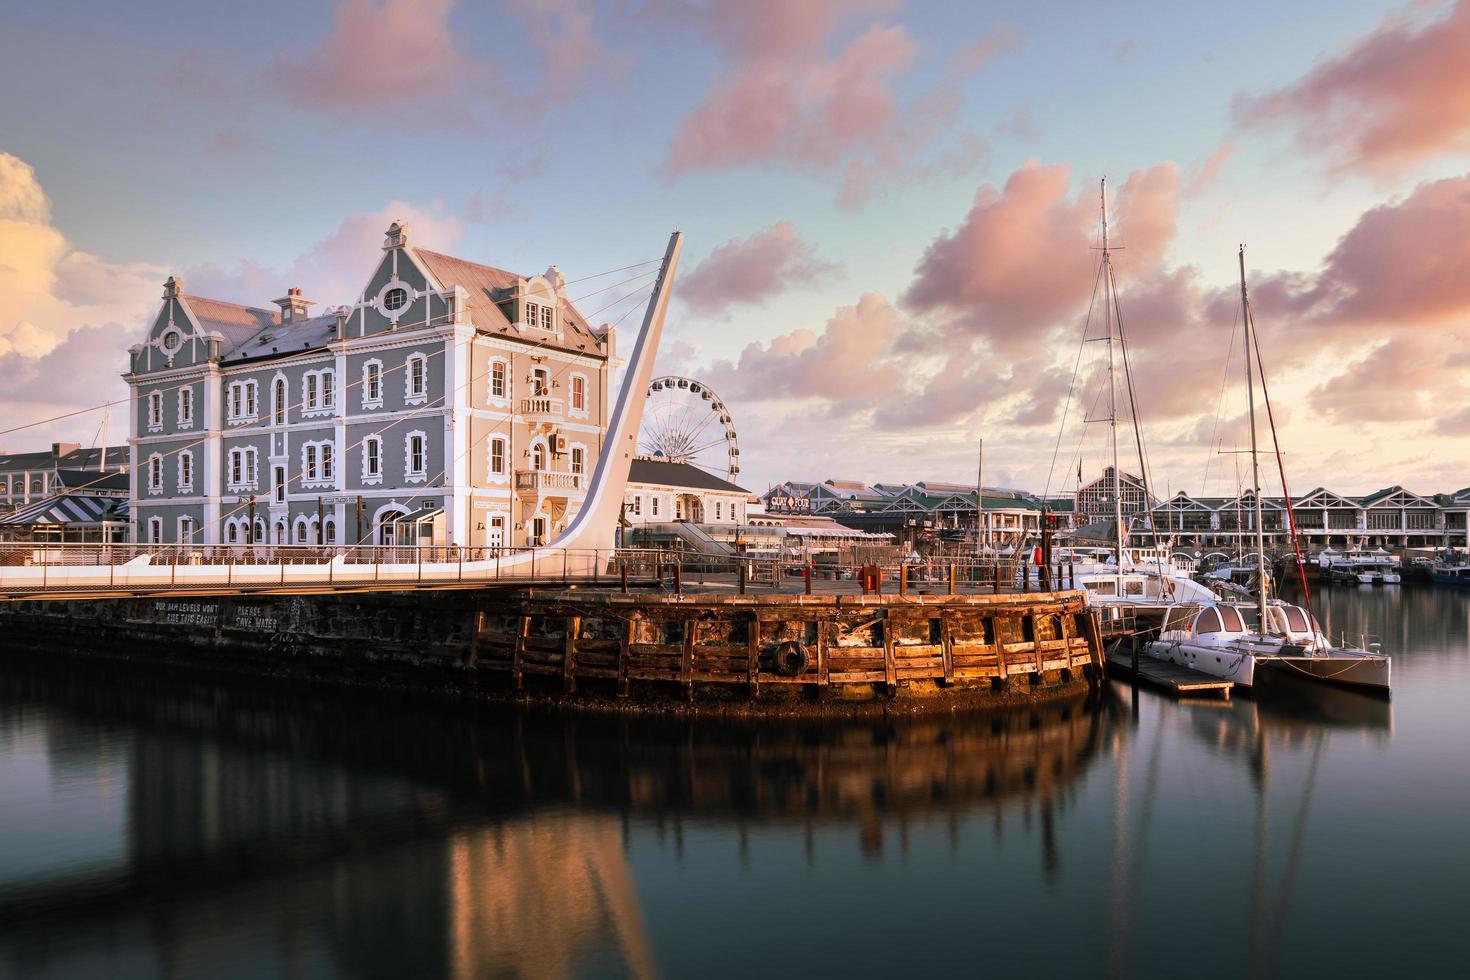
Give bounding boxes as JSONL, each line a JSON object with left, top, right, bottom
{"left": 773, "top": 640, "right": 810, "bottom": 677}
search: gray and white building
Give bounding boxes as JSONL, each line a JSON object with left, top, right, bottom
{"left": 127, "top": 221, "right": 612, "bottom": 548}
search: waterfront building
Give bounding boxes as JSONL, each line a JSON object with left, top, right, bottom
{"left": 765, "top": 471, "right": 1470, "bottom": 553}
{"left": 0, "top": 468, "right": 130, "bottom": 543}
{"left": 126, "top": 222, "right": 613, "bottom": 548}
{"left": 0, "top": 443, "right": 128, "bottom": 515}
{"left": 623, "top": 458, "right": 751, "bottom": 528}
{"left": 760, "top": 478, "right": 1046, "bottom": 548}
{"left": 1074, "top": 466, "right": 1154, "bottom": 522}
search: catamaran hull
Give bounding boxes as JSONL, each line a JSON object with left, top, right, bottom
{"left": 1147, "top": 641, "right": 1257, "bottom": 686}
{"left": 1262, "top": 656, "right": 1391, "bottom": 694}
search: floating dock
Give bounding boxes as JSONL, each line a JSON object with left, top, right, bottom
{"left": 1106, "top": 647, "right": 1233, "bottom": 699}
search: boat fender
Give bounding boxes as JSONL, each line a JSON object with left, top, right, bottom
{"left": 774, "top": 640, "right": 810, "bottom": 677}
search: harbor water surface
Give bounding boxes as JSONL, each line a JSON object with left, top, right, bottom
{"left": 1, "top": 583, "right": 1466, "bottom": 979}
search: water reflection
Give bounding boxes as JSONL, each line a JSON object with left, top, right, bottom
{"left": 0, "top": 659, "right": 1115, "bottom": 979}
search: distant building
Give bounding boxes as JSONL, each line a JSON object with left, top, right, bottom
{"left": 0, "top": 443, "right": 129, "bottom": 515}
{"left": 126, "top": 222, "right": 614, "bottom": 548}
{"left": 623, "top": 458, "right": 752, "bottom": 527}
{"left": 0, "top": 468, "right": 130, "bottom": 543}
{"left": 1074, "top": 466, "right": 1154, "bottom": 522}
{"left": 760, "top": 478, "right": 1048, "bottom": 547}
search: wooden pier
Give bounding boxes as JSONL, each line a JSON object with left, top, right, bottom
{"left": 1106, "top": 647, "right": 1233, "bottom": 699}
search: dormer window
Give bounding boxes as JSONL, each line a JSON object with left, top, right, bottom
{"left": 540, "top": 304, "right": 553, "bottom": 331}
{"left": 384, "top": 288, "right": 408, "bottom": 311}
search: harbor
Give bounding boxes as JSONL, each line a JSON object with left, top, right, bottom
{"left": 6, "top": 0, "right": 1470, "bottom": 974}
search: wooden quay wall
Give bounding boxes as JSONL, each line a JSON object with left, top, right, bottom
{"left": 0, "top": 588, "right": 1104, "bottom": 714}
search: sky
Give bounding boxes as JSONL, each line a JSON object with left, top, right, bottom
{"left": 4, "top": 0, "right": 1470, "bottom": 499}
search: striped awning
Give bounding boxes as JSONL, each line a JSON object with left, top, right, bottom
{"left": 0, "top": 493, "right": 129, "bottom": 526}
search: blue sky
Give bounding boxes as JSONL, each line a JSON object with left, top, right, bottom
{"left": 4, "top": 0, "right": 1469, "bottom": 495}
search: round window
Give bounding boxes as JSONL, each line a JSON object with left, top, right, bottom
{"left": 383, "top": 287, "right": 408, "bottom": 311}
{"left": 161, "top": 329, "right": 183, "bottom": 353}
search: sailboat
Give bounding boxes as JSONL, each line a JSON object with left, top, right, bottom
{"left": 1056, "top": 181, "right": 1218, "bottom": 612}
{"left": 1147, "top": 248, "right": 1391, "bottom": 694}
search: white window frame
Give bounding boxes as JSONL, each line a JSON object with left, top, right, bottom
{"left": 651, "top": 495, "right": 660, "bottom": 517}
{"left": 540, "top": 304, "right": 554, "bottom": 332}
{"left": 302, "top": 368, "right": 335, "bottom": 418}
{"left": 569, "top": 373, "right": 588, "bottom": 417}
{"left": 362, "top": 359, "right": 384, "bottom": 409}
{"left": 147, "top": 453, "right": 163, "bottom": 494}
{"left": 488, "top": 436, "right": 507, "bottom": 481}
{"left": 147, "top": 516, "right": 163, "bottom": 544}
{"left": 631, "top": 495, "right": 641, "bottom": 517}
{"left": 488, "top": 358, "right": 509, "bottom": 403}
{"left": 226, "top": 447, "right": 258, "bottom": 493}
{"left": 147, "top": 391, "right": 163, "bottom": 432}
{"left": 524, "top": 301, "right": 539, "bottom": 330}
{"left": 405, "top": 430, "right": 427, "bottom": 483}
{"left": 405, "top": 353, "right": 428, "bottom": 405}
{"left": 178, "top": 515, "right": 195, "bottom": 543}
{"left": 362, "top": 435, "right": 383, "bottom": 485}
{"left": 274, "top": 465, "right": 286, "bottom": 503}
{"left": 177, "top": 387, "right": 194, "bottom": 429}
{"left": 273, "top": 375, "right": 288, "bottom": 425}
{"left": 301, "top": 440, "right": 335, "bottom": 488}
{"left": 177, "top": 450, "right": 194, "bottom": 493}
{"left": 227, "top": 380, "right": 259, "bottom": 424}
{"left": 570, "top": 443, "right": 586, "bottom": 476}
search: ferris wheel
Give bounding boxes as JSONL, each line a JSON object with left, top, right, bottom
{"left": 638, "top": 376, "right": 741, "bottom": 481}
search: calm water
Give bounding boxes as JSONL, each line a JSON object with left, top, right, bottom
{"left": 1, "top": 584, "right": 1467, "bottom": 979}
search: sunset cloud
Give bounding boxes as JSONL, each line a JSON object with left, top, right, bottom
{"left": 903, "top": 160, "right": 1181, "bottom": 352}
{"left": 1235, "top": 0, "right": 1470, "bottom": 178}
{"left": 678, "top": 222, "right": 836, "bottom": 316}
{"left": 706, "top": 292, "right": 904, "bottom": 403}
{"left": 665, "top": 3, "right": 1017, "bottom": 205}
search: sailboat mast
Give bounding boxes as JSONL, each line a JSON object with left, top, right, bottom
{"left": 1103, "top": 180, "right": 1124, "bottom": 575}
{"left": 1239, "top": 245, "right": 1270, "bottom": 633}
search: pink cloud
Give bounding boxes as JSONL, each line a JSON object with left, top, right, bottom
{"left": 1234, "top": 1, "right": 1470, "bottom": 178}
{"left": 706, "top": 292, "right": 903, "bottom": 403}
{"left": 665, "top": 4, "right": 1018, "bottom": 205}
{"left": 1254, "top": 170, "right": 1470, "bottom": 332}
{"left": 277, "top": 0, "right": 478, "bottom": 110}
{"left": 187, "top": 201, "right": 463, "bottom": 308}
{"left": 1309, "top": 334, "right": 1470, "bottom": 424}
{"left": 678, "top": 222, "right": 836, "bottom": 316}
{"left": 274, "top": 0, "right": 610, "bottom": 118}
{"left": 902, "top": 160, "right": 1181, "bottom": 352}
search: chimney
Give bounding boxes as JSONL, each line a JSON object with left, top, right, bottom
{"left": 383, "top": 221, "right": 409, "bottom": 250}
{"left": 163, "top": 276, "right": 185, "bottom": 299}
{"left": 273, "top": 286, "right": 315, "bottom": 322}
{"left": 51, "top": 442, "right": 80, "bottom": 461}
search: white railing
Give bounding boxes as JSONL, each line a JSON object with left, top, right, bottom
{"left": 514, "top": 469, "right": 584, "bottom": 493}
{"left": 520, "top": 396, "right": 564, "bottom": 418}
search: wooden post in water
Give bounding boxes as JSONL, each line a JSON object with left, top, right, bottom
{"left": 738, "top": 562, "right": 747, "bottom": 595}
{"left": 899, "top": 564, "right": 908, "bottom": 596}
{"left": 948, "top": 563, "right": 956, "bottom": 595}
{"left": 673, "top": 563, "right": 682, "bottom": 595}
{"left": 805, "top": 563, "right": 813, "bottom": 595}
{"left": 620, "top": 562, "right": 628, "bottom": 594}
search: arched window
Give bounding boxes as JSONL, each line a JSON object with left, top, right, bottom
{"left": 227, "top": 522, "right": 240, "bottom": 544}
{"left": 1196, "top": 609, "right": 1224, "bottom": 634}
{"left": 532, "top": 443, "right": 546, "bottom": 471}
{"left": 275, "top": 521, "right": 285, "bottom": 544}
{"left": 274, "top": 378, "right": 287, "bottom": 424}
{"left": 324, "top": 518, "right": 336, "bottom": 544}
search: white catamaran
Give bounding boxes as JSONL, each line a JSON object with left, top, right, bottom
{"left": 1147, "top": 247, "right": 1391, "bottom": 694}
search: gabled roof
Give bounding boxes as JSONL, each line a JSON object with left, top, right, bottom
{"left": 1359, "top": 485, "right": 1437, "bottom": 508}
{"left": 54, "top": 469, "right": 128, "bottom": 492}
{"left": 0, "top": 451, "right": 57, "bottom": 472}
{"left": 415, "top": 249, "right": 605, "bottom": 356}
{"left": 184, "top": 295, "right": 279, "bottom": 354}
{"left": 628, "top": 458, "right": 749, "bottom": 495}
{"left": 224, "top": 313, "right": 339, "bottom": 363}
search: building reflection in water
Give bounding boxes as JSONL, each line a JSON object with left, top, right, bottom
{"left": 0, "top": 660, "right": 1116, "bottom": 978}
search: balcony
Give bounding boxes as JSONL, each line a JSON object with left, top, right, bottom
{"left": 520, "top": 396, "right": 564, "bottom": 421}
{"left": 515, "top": 469, "right": 584, "bottom": 494}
